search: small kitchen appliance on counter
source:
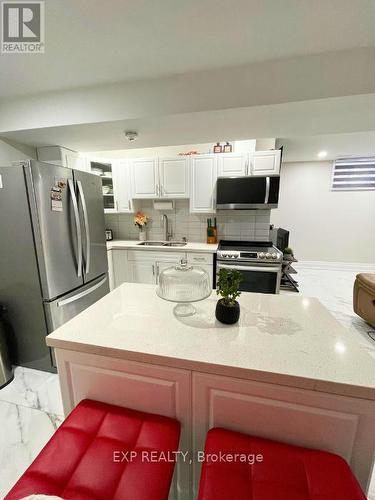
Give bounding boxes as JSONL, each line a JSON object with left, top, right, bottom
{"left": 216, "top": 240, "right": 282, "bottom": 294}
{"left": 157, "top": 259, "right": 211, "bottom": 316}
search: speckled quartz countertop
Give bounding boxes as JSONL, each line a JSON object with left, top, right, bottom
{"left": 47, "top": 283, "right": 375, "bottom": 400}
{"left": 106, "top": 240, "right": 218, "bottom": 253}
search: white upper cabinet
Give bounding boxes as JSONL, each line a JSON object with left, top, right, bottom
{"left": 131, "top": 158, "right": 158, "bottom": 198}
{"left": 249, "top": 150, "right": 281, "bottom": 176}
{"left": 190, "top": 155, "right": 217, "bottom": 213}
{"left": 113, "top": 161, "right": 134, "bottom": 213}
{"left": 131, "top": 157, "right": 189, "bottom": 199}
{"left": 159, "top": 157, "right": 189, "bottom": 198}
{"left": 74, "top": 155, "right": 91, "bottom": 172}
{"left": 37, "top": 146, "right": 89, "bottom": 171}
{"left": 217, "top": 153, "right": 247, "bottom": 177}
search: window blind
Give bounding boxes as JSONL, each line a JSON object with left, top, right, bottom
{"left": 332, "top": 157, "right": 375, "bottom": 191}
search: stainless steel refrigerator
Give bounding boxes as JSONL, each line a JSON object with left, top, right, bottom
{"left": 0, "top": 160, "right": 109, "bottom": 372}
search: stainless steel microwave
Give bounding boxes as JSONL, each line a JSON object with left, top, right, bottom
{"left": 216, "top": 176, "right": 280, "bottom": 210}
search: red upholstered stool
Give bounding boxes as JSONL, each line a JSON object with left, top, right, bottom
{"left": 5, "top": 399, "right": 180, "bottom": 500}
{"left": 198, "top": 428, "right": 366, "bottom": 500}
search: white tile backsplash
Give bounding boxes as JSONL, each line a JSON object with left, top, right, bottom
{"left": 105, "top": 200, "right": 271, "bottom": 242}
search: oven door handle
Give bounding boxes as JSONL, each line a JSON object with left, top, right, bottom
{"left": 217, "top": 264, "right": 280, "bottom": 273}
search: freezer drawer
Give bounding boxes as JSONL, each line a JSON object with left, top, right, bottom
{"left": 44, "top": 274, "right": 109, "bottom": 332}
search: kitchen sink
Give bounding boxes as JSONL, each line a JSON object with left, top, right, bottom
{"left": 137, "top": 241, "right": 166, "bottom": 246}
{"left": 163, "top": 242, "right": 187, "bottom": 247}
{"left": 137, "top": 241, "right": 187, "bottom": 247}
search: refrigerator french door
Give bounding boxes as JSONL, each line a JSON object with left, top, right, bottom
{"left": 0, "top": 161, "right": 109, "bottom": 372}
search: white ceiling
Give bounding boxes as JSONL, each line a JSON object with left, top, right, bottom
{"left": 0, "top": 0, "right": 375, "bottom": 98}
{"left": 3, "top": 95, "right": 375, "bottom": 159}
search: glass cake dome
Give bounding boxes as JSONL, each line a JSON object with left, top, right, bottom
{"left": 156, "top": 259, "right": 211, "bottom": 316}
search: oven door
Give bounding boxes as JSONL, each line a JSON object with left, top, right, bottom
{"left": 217, "top": 263, "right": 281, "bottom": 294}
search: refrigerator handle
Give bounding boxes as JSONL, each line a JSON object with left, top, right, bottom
{"left": 77, "top": 180, "right": 91, "bottom": 275}
{"left": 68, "top": 179, "right": 82, "bottom": 278}
{"left": 57, "top": 276, "right": 107, "bottom": 307}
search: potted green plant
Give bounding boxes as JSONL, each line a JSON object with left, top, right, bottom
{"left": 215, "top": 268, "right": 242, "bottom": 324}
{"left": 283, "top": 247, "right": 294, "bottom": 261}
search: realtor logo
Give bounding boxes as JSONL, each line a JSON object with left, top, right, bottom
{"left": 1, "top": 1, "right": 45, "bottom": 53}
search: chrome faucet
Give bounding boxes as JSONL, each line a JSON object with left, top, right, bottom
{"left": 162, "top": 214, "right": 172, "bottom": 241}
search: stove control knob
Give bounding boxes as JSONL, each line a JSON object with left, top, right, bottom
{"left": 259, "top": 252, "right": 265, "bottom": 259}
{"left": 265, "top": 252, "right": 271, "bottom": 259}
{"left": 231, "top": 255, "right": 236, "bottom": 259}
{"left": 271, "top": 253, "right": 278, "bottom": 259}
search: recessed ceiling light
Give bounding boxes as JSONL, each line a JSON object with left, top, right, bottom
{"left": 317, "top": 150, "right": 328, "bottom": 159}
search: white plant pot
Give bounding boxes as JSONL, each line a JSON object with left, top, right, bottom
{"left": 139, "top": 230, "right": 147, "bottom": 241}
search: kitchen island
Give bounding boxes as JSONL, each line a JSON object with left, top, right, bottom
{"left": 47, "top": 283, "right": 375, "bottom": 499}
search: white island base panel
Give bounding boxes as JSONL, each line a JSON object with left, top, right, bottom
{"left": 48, "top": 284, "right": 375, "bottom": 499}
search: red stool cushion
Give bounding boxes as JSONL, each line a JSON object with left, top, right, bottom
{"left": 5, "top": 399, "right": 180, "bottom": 500}
{"left": 198, "top": 428, "right": 366, "bottom": 500}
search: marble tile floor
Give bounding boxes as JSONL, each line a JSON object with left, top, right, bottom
{"left": 0, "top": 263, "right": 375, "bottom": 498}
{"left": 0, "top": 367, "right": 64, "bottom": 498}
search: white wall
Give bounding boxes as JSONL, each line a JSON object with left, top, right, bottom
{"left": 0, "top": 138, "right": 36, "bottom": 164}
{"left": 271, "top": 161, "right": 375, "bottom": 263}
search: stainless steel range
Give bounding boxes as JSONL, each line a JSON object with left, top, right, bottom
{"left": 216, "top": 240, "right": 282, "bottom": 294}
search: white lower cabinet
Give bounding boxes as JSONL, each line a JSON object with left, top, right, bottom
{"left": 186, "top": 252, "right": 214, "bottom": 287}
{"left": 55, "top": 350, "right": 375, "bottom": 500}
{"left": 55, "top": 350, "right": 192, "bottom": 500}
{"left": 127, "top": 250, "right": 185, "bottom": 285}
{"left": 108, "top": 249, "right": 129, "bottom": 289}
{"left": 192, "top": 372, "right": 375, "bottom": 497}
{"left": 129, "top": 260, "right": 156, "bottom": 284}
{"left": 109, "top": 248, "right": 215, "bottom": 289}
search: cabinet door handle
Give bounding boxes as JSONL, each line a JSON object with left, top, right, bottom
{"left": 194, "top": 257, "right": 205, "bottom": 261}
{"left": 152, "top": 264, "right": 155, "bottom": 276}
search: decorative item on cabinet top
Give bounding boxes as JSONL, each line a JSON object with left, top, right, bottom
{"left": 223, "top": 142, "right": 233, "bottom": 153}
{"left": 213, "top": 142, "right": 233, "bottom": 153}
